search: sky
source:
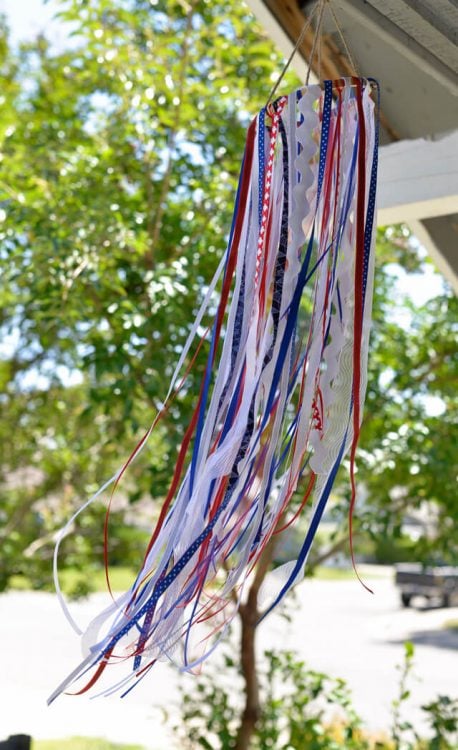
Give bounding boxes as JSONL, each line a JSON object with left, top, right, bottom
{"left": 0, "top": 0, "right": 61, "bottom": 41}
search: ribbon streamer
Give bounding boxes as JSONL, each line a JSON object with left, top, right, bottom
{"left": 49, "top": 76, "right": 379, "bottom": 702}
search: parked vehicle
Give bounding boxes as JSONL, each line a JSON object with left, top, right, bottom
{"left": 395, "top": 563, "right": 458, "bottom": 607}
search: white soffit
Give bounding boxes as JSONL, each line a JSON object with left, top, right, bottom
{"left": 378, "top": 131, "right": 458, "bottom": 224}
{"left": 246, "top": 0, "right": 458, "bottom": 293}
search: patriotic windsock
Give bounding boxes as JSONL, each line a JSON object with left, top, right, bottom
{"left": 49, "top": 77, "right": 379, "bottom": 702}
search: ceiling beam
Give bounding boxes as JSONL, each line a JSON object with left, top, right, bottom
{"left": 377, "top": 131, "right": 458, "bottom": 224}
{"left": 338, "top": 0, "right": 458, "bottom": 94}
{"left": 408, "top": 219, "right": 458, "bottom": 293}
{"left": 249, "top": 0, "right": 401, "bottom": 140}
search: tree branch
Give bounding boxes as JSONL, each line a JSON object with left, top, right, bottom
{"left": 234, "top": 535, "right": 278, "bottom": 750}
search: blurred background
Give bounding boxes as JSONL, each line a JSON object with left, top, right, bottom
{"left": 0, "top": 1, "right": 456, "bottom": 749}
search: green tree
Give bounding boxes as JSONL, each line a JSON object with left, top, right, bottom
{"left": 0, "top": 0, "right": 300, "bottom": 592}
{"left": 0, "top": 2, "right": 456, "bottom": 748}
{"left": 356, "top": 233, "right": 457, "bottom": 564}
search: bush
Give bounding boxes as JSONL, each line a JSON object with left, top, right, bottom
{"left": 173, "top": 643, "right": 457, "bottom": 749}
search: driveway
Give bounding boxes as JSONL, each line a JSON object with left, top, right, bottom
{"left": 259, "top": 569, "right": 458, "bottom": 736}
{"left": 0, "top": 569, "right": 456, "bottom": 748}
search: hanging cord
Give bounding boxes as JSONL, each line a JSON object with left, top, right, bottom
{"left": 305, "top": 0, "right": 328, "bottom": 84}
{"left": 266, "top": 0, "right": 321, "bottom": 107}
{"left": 266, "top": 0, "right": 370, "bottom": 108}
{"left": 317, "top": 5, "right": 322, "bottom": 83}
{"left": 327, "top": 0, "right": 360, "bottom": 77}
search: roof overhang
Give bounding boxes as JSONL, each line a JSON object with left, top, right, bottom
{"left": 247, "top": 0, "right": 458, "bottom": 292}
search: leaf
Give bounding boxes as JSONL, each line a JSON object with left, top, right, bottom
{"left": 404, "top": 641, "right": 415, "bottom": 659}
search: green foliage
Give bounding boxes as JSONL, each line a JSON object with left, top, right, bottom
{"left": 175, "top": 648, "right": 367, "bottom": 750}
{"left": 391, "top": 642, "right": 417, "bottom": 748}
{"left": 372, "top": 535, "right": 418, "bottom": 565}
{"left": 178, "top": 653, "right": 239, "bottom": 749}
{"left": 421, "top": 696, "right": 458, "bottom": 750}
{"left": 174, "top": 644, "right": 457, "bottom": 750}
{"left": 353, "top": 229, "right": 458, "bottom": 564}
{"left": 387, "top": 643, "right": 458, "bottom": 750}
{"left": 260, "top": 651, "right": 367, "bottom": 750}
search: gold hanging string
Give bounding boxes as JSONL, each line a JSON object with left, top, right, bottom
{"left": 317, "top": 6, "right": 322, "bottom": 83}
{"left": 327, "top": 0, "right": 360, "bottom": 77}
{"left": 305, "top": 0, "right": 328, "bottom": 85}
{"left": 266, "top": 0, "right": 376, "bottom": 108}
{"left": 266, "top": 0, "right": 320, "bottom": 107}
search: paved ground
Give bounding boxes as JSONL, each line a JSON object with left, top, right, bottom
{"left": 1, "top": 569, "right": 457, "bottom": 748}
{"left": 259, "top": 570, "right": 458, "bottom": 737}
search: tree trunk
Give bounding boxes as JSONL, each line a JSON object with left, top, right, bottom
{"left": 234, "top": 537, "right": 277, "bottom": 750}
{"left": 234, "top": 598, "right": 259, "bottom": 750}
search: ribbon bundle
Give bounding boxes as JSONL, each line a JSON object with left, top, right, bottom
{"left": 50, "top": 77, "right": 379, "bottom": 701}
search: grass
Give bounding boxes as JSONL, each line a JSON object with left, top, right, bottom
{"left": 59, "top": 566, "right": 136, "bottom": 593}
{"left": 443, "top": 618, "right": 458, "bottom": 631}
{"left": 10, "top": 563, "right": 389, "bottom": 595}
{"left": 33, "top": 739, "right": 144, "bottom": 750}
{"left": 10, "top": 566, "right": 137, "bottom": 597}
{"left": 312, "top": 565, "right": 357, "bottom": 580}
{"left": 312, "top": 565, "right": 389, "bottom": 580}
